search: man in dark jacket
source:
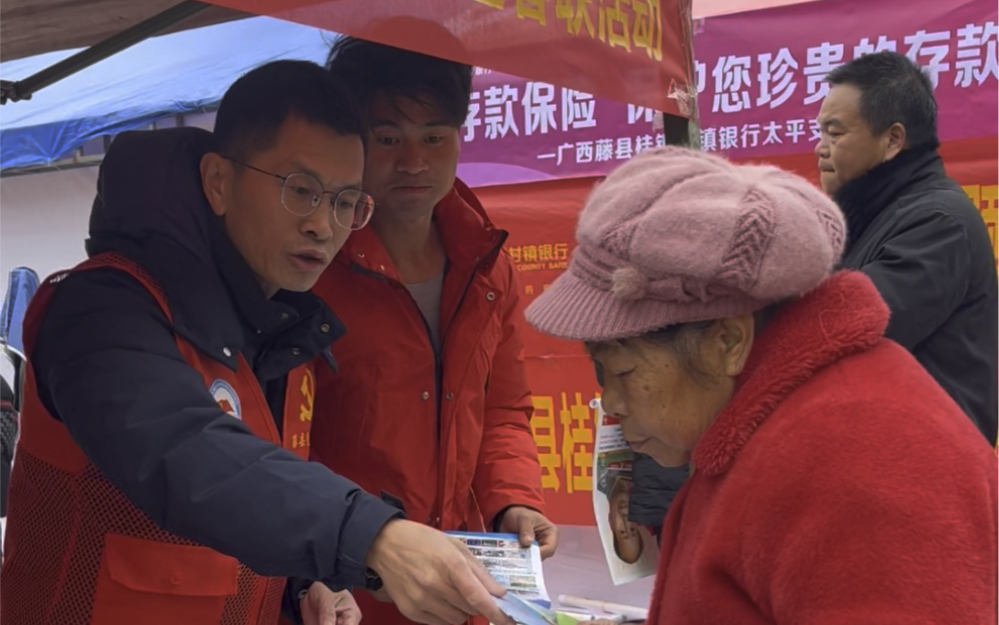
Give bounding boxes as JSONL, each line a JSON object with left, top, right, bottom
{"left": 815, "top": 51, "right": 997, "bottom": 445}
{"left": 1, "top": 60, "right": 512, "bottom": 625}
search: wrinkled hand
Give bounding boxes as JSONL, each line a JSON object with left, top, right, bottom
{"left": 301, "top": 583, "right": 362, "bottom": 625}
{"left": 498, "top": 506, "right": 559, "bottom": 559}
{"left": 366, "top": 519, "right": 514, "bottom": 625}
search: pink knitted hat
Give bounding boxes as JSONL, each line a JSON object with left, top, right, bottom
{"left": 525, "top": 147, "right": 846, "bottom": 342}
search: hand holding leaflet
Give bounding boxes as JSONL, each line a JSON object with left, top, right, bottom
{"left": 448, "top": 532, "right": 555, "bottom": 625}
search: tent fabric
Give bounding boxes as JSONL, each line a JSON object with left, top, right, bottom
{"left": 0, "top": 17, "right": 336, "bottom": 170}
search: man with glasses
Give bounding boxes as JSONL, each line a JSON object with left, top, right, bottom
{"left": 1, "top": 60, "right": 514, "bottom": 625}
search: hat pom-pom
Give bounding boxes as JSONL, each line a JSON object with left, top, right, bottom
{"left": 611, "top": 266, "right": 647, "bottom": 300}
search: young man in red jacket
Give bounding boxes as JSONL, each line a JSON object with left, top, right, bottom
{"left": 311, "top": 38, "right": 558, "bottom": 624}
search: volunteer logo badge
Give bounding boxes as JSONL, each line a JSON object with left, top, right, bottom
{"left": 210, "top": 379, "right": 241, "bottom": 420}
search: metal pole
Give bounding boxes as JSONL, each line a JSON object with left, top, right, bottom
{"left": 659, "top": 0, "right": 699, "bottom": 148}
{"left": 1, "top": 1, "right": 212, "bottom": 105}
{"left": 682, "top": 1, "right": 701, "bottom": 150}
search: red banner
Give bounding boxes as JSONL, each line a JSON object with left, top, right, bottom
{"left": 476, "top": 178, "right": 602, "bottom": 526}
{"left": 200, "top": 0, "right": 694, "bottom": 115}
{"left": 526, "top": 356, "right": 601, "bottom": 526}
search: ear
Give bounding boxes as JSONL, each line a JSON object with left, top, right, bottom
{"left": 883, "top": 122, "right": 907, "bottom": 161}
{"left": 713, "top": 315, "right": 756, "bottom": 377}
{"left": 200, "top": 152, "right": 231, "bottom": 217}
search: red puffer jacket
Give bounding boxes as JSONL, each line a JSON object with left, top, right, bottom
{"left": 310, "top": 180, "right": 546, "bottom": 623}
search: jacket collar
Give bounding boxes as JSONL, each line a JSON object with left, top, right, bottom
{"left": 337, "top": 178, "right": 507, "bottom": 280}
{"left": 692, "top": 271, "right": 890, "bottom": 476}
{"left": 86, "top": 127, "right": 344, "bottom": 370}
{"left": 834, "top": 145, "right": 943, "bottom": 252}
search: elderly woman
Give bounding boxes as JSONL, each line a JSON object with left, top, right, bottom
{"left": 526, "top": 148, "right": 997, "bottom": 624}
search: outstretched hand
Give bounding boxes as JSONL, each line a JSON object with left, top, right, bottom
{"left": 366, "top": 519, "right": 514, "bottom": 625}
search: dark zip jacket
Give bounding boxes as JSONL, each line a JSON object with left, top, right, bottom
{"left": 28, "top": 127, "right": 400, "bottom": 618}
{"left": 836, "top": 146, "right": 997, "bottom": 445}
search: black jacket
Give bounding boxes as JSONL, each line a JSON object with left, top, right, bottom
{"left": 628, "top": 454, "right": 688, "bottom": 536}
{"left": 30, "top": 128, "right": 400, "bottom": 619}
{"left": 835, "top": 147, "right": 998, "bottom": 445}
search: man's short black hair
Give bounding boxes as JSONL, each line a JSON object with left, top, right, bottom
{"left": 214, "top": 59, "right": 364, "bottom": 159}
{"left": 325, "top": 37, "right": 473, "bottom": 128}
{"left": 827, "top": 51, "right": 939, "bottom": 149}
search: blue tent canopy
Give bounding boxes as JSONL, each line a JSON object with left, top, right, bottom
{"left": 0, "top": 17, "right": 337, "bottom": 170}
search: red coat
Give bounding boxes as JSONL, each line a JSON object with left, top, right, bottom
{"left": 310, "top": 181, "right": 546, "bottom": 622}
{"left": 648, "top": 271, "right": 998, "bottom": 625}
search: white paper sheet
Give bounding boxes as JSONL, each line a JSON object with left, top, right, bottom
{"left": 591, "top": 399, "right": 660, "bottom": 585}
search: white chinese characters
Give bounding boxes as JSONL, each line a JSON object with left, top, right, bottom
{"left": 712, "top": 55, "right": 754, "bottom": 113}
{"left": 757, "top": 48, "right": 799, "bottom": 109}
{"left": 523, "top": 82, "right": 558, "bottom": 136}
{"left": 955, "top": 21, "right": 999, "bottom": 87}
{"left": 905, "top": 30, "right": 951, "bottom": 88}
{"left": 803, "top": 42, "right": 845, "bottom": 105}
{"left": 483, "top": 85, "right": 520, "bottom": 140}
{"left": 562, "top": 89, "right": 597, "bottom": 131}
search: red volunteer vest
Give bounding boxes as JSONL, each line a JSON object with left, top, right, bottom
{"left": 0, "top": 253, "right": 315, "bottom": 625}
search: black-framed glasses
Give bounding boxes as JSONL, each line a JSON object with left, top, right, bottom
{"left": 224, "top": 156, "right": 374, "bottom": 230}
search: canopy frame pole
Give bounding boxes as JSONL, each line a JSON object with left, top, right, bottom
{"left": 662, "top": 0, "right": 699, "bottom": 149}
{"left": 1, "top": 1, "right": 211, "bottom": 105}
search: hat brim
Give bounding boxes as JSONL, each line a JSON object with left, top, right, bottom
{"left": 523, "top": 271, "right": 671, "bottom": 342}
{"left": 524, "top": 270, "right": 766, "bottom": 343}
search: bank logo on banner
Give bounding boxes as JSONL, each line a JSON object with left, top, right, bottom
{"left": 210, "top": 379, "right": 242, "bottom": 421}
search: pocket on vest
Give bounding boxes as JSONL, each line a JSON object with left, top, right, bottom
{"left": 90, "top": 533, "right": 240, "bottom": 625}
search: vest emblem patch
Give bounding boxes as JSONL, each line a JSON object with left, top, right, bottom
{"left": 210, "top": 379, "right": 242, "bottom": 421}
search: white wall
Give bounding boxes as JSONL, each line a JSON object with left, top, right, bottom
{"left": 0, "top": 166, "right": 97, "bottom": 301}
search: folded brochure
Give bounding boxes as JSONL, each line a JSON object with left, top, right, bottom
{"left": 448, "top": 531, "right": 555, "bottom": 625}
{"left": 495, "top": 594, "right": 559, "bottom": 625}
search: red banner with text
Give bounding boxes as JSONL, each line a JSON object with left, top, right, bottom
{"left": 201, "top": 0, "right": 695, "bottom": 115}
